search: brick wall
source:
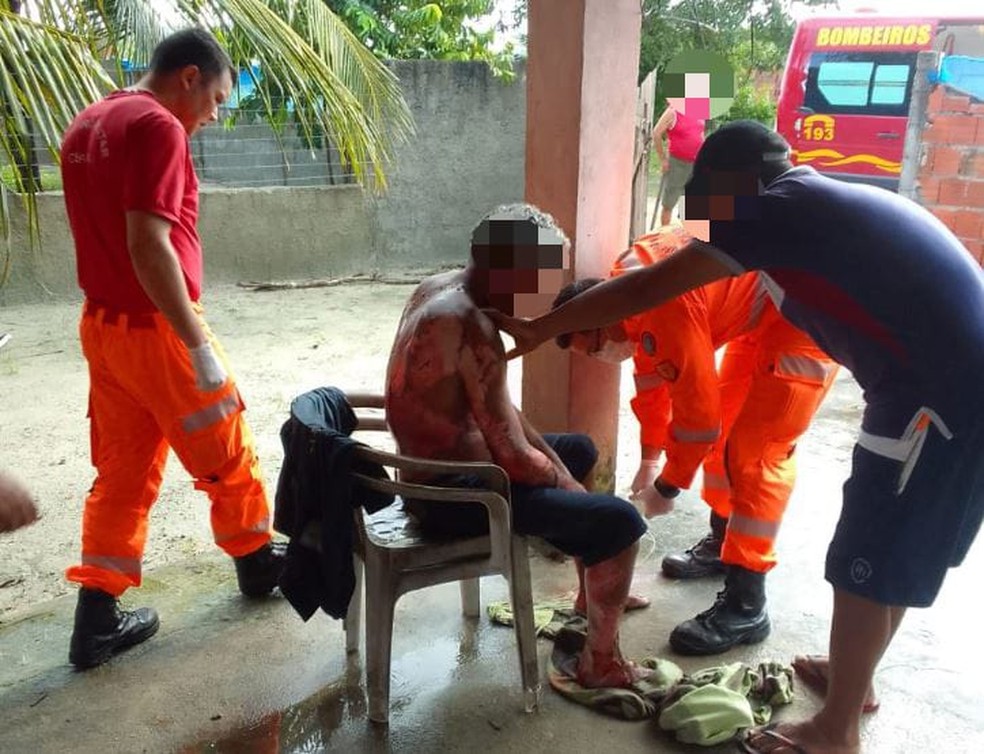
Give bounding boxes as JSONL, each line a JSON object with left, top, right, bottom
{"left": 916, "top": 85, "right": 984, "bottom": 263}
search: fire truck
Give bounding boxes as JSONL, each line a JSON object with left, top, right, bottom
{"left": 776, "top": 13, "right": 984, "bottom": 191}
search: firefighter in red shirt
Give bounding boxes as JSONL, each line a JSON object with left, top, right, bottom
{"left": 553, "top": 227, "right": 837, "bottom": 654}
{"left": 59, "top": 29, "right": 284, "bottom": 669}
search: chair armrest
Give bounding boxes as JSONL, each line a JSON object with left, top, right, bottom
{"left": 345, "top": 392, "right": 385, "bottom": 409}
{"left": 354, "top": 446, "right": 510, "bottom": 498}
{"left": 352, "top": 472, "right": 513, "bottom": 566}
{"left": 353, "top": 475, "right": 510, "bottom": 520}
{"left": 355, "top": 416, "right": 389, "bottom": 432}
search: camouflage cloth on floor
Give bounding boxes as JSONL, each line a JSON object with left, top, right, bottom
{"left": 488, "top": 600, "right": 793, "bottom": 743}
{"left": 548, "top": 620, "right": 793, "bottom": 745}
{"left": 486, "top": 598, "right": 578, "bottom": 638}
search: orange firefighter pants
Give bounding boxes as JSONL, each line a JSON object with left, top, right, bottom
{"left": 701, "top": 309, "right": 837, "bottom": 573}
{"left": 65, "top": 302, "right": 272, "bottom": 597}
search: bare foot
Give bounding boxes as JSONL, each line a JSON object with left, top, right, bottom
{"left": 576, "top": 649, "right": 653, "bottom": 689}
{"left": 572, "top": 591, "right": 649, "bottom": 615}
{"left": 792, "top": 655, "right": 879, "bottom": 713}
{"left": 741, "top": 720, "right": 859, "bottom": 754}
{"left": 625, "top": 593, "right": 650, "bottom": 611}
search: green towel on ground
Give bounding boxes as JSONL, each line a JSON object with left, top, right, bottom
{"left": 658, "top": 684, "right": 755, "bottom": 745}
{"left": 489, "top": 600, "right": 794, "bottom": 744}
{"left": 547, "top": 627, "right": 793, "bottom": 745}
{"left": 486, "top": 598, "right": 577, "bottom": 638}
{"left": 656, "top": 661, "right": 793, "bottom": 745}
{"left": 548, "top": 646, "right": 684, "bottom": 720}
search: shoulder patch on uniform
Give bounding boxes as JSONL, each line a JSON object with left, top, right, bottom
{"left": 655, "top": 359, "right": 679, "bottom": 382}
{"left": 641, "top": 331, "right": 657, "bottom": 356}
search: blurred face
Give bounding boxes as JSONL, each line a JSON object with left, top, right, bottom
{"left": 661, "top": 50, "right": 736, "bottom": 121}
{"left": 174, "top": 66, "right": 232, "bottom": 135}
{"left": 666, "top": 72, "right": 712, "bottom": 120}
{"left": 683, "top": 167, "right": 763, "bottom": 243}
{"left": 568, "top": 324, "right": 633, "bottom": 363}
{"left": 472, "top": 219, "right": 571, "bottom": 316}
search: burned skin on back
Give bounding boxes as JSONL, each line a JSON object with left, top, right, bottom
{"left": 386, "top": 272, "right": 496, "bottom": 464}
{"left": 386, "top": 271, "right": 555, "bottom": 485}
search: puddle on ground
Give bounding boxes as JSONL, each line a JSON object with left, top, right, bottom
{"left": 183, "top": 634, "right": 467, "bottom": 753}
{"left": 182, "top": 660, "right": 368, "bottom": 753}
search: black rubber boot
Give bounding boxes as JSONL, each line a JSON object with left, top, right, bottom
{"left": 668, "top": 565, "right": 771, "bottom": 655}
{"left": 69, "top": 588, "right": 160, "bottom": 670}
{"left": 661, "top": 511, "right": 728, "bottom": 579}
{"left": 234, "top": 541, "right": 287, "bottom": 597}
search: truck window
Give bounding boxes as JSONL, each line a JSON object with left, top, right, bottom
{"left": 871, "top": 64, "right": 910, "bottom": 105}
{"left": 804, "top": 52, "right": 918, "bottom": 116}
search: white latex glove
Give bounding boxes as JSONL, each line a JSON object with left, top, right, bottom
{"left": 188, "top": 341, "right": 228, "bottom": 392}
{"left": 634, "top": 484, "right": 675, "bottom": 518}
{"left": 630, "top": 459, "right": 661, "bottom": 497}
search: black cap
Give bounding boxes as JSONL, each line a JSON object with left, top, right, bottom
{"left": 693, "top": 120, "right": 790, "bottom": 173}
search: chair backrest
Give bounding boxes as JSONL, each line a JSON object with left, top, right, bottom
{"left": 344, "top": 391, "right": 516, "bottom": 572}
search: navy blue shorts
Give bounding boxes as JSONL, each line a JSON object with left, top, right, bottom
{"left": 826, "top": 407, "right": 984, "bottom": 607}
{"left": 404, "top": 433, "right": 647, "bottom": 567}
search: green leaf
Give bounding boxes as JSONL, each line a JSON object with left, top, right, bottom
{"left": 0, "top": 0, "right": 414, "bottom": 285}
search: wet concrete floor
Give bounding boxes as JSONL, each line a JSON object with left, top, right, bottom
{"left": 0, "top": 374, "right": 982, "bottom": 753}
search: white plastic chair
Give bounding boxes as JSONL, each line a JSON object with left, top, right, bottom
{"left": 341, "top": 392, "right": 541, "bottom": 724}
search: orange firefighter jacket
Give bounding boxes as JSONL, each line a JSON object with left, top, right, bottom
{"left": 615, "top": 229, "right": 770, "bottom": 489}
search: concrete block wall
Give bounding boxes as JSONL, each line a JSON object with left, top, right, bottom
{"left": 0, "top": 185, "right": 371, "bottom": 304}
{"left": 1, "top": 60, "right": 525, "bottom": 303}
{"left": 916, "top": 85, "right": 984, "bottom": 263}
{"left": 370, "top": 60, "right": 526, "bottom": 271}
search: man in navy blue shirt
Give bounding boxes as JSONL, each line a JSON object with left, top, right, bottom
{"left": 490, "top": 121, "right": 984, "bottom": 754}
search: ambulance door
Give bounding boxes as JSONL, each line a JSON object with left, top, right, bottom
{"left": 793, "top": 51, "right": 917, "bottom": 191}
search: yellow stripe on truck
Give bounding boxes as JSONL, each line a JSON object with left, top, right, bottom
{"left": 794, "top": 149, "right": 901, "bottom": 174}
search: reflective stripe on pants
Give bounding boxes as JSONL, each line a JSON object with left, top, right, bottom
{"left": 65, "top": 302, "right": 271, "bottom": 596}
{"left": 701, "top": 309, "right": 837, "bottom": 572}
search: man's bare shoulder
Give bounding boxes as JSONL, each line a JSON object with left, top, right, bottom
{"left": 402, "top": 271, "right": 500, "bottom": 345}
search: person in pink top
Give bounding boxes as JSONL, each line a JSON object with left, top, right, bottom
{"left": 651, "top": 104, "right": 706, "bottom": 227}
{"left": 650, "top": 51, "right": 734, "bottom": 228}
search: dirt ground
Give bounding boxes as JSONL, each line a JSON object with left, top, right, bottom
{"left": 0, "top": 280, "right": 658, "bottom": 623}
{"left": 0, "top": 282, "right": 427, "bottom": 621}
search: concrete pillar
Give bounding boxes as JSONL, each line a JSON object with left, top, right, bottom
{"left": 898, "top": 50, "right": 940, "bottom": 202}
{"left": 521, "top": 0, "right": 642, "bottom": 490}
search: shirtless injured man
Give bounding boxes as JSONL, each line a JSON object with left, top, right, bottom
{"left": 384, "top": 202, "right": 649, "bottom": 688}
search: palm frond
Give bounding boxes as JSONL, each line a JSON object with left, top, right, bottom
{"left": 22, "top": 0, "right": 172, "bottom": 74}
{"left": 0, "top": 9, "right": 114, "bottom": 282}
{"left": 100, "top": 0, "right": 175, "bottom": 69}
{"left": 0, "top": 0, "right": 414, "bottom": 284}
{"left": 293, "top": 0, "right": 414, "bottom": 140}
{"left": 176, "top": 0, "right": 412, "bottom": 189}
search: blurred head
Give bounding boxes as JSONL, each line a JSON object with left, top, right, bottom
{"left": 662, "top": 50, "right": 735, "bottom": 121}
{"left": 682, "top": 120, "right": 792, "bottom": 242}
{"left": 551, "top": 279, "right": 632, "bottom": 363}
{"left": 470, "top": 203, "right": 571, "bottom": 316}
{"left": 148, "top": 28, "right": 234, "bottom": 135}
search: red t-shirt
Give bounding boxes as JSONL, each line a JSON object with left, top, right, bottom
{"left": 667, "top": 110, "right": 706, "bottom": 163}
{"left": 61, "top": 90, "right": 203, "bottom": 313}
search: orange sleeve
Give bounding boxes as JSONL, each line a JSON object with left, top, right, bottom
{"left": 630, "top": 355, "right": 672, "bottom": 453}
{"left": 633, "top": 299, "right": 721, "bottom": 490}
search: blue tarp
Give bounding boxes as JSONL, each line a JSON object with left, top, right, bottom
{"left": 119, "top": 60, "right": 261, "bottom": 108}
{"left": 939, "top": 55, "right": 984, "bottom": 101}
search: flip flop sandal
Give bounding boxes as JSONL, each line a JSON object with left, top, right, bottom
{"left": 738, "top": 724, "right": 809, "bottom": 753}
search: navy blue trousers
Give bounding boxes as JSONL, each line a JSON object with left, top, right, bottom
{"left": 404, "top": 434, "right": 646, "bottom": 567}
